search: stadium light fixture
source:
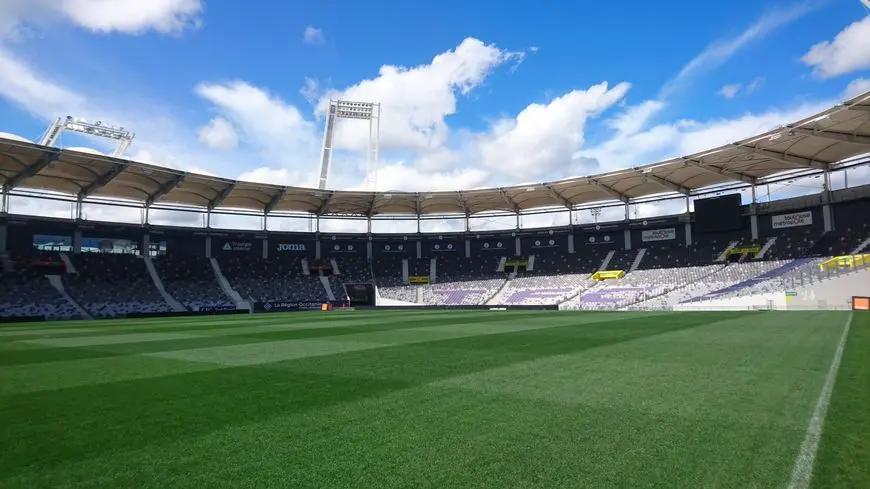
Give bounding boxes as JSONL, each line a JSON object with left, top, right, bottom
{"left": 319, "top": 100, "right": 380, "bottom": 191}
{"left": 39, "top": 116, "right": 134, "bottom": 157}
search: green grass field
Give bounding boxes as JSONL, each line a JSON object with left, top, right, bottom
{"left": 1, "top": 310, "right": 867, "bottom": 488}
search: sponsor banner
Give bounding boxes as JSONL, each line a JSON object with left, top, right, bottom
{"left": 641, "top": 227, "right": 676, "bottom": 242}
{"left": 408, "top": 275, "right": 430, "bottom": 285}
{"left": 196, "top": 304, "right": 240, "bottom": 312}
{"left": 325, "top": 242, "right": 360, "bottom": 254}
{"left": 254, "top": 301, "right": 331, "bottom": 312}
{"left": 377, "top": 243, "right": 409, "bottom": 254}
{"left": 275, "top": 243, "right": 307, "bottom": 252}
{"left": 526, "top": 237, "right": 559, "bottom": 249}
{"left": 220, "top": 241, "right": 253, "bottom": 252}
{"left": 477, "top": 240, "right": 509, "bottom": 252}
{"left": 430, "top": 242, "right": 458, "bottom": 252}
{"left": 727, "top": 245, "right": 761, "bottom": 256}
{"left": 772, "top": 210, "right": 813, "bottom": 229}
{"left": 505, "top": 259, "right": 528, "bottom": 267}
{"left": 582, "top": 234, "right": 616, "bottom": 246}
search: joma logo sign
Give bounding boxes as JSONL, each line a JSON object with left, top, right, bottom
{"left": 277, "top": 243, "right": 306, "bottom": 252}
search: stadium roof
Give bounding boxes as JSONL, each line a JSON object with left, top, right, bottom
{"left": 1, "top": 91, "right": 869, "bottom": 217}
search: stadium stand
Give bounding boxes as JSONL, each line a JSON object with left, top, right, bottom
{"left": 152, "top": 255, "right": 233, "bottom": 311}
{"left": 63, "top": 253, "right": 170, "bottom": 317}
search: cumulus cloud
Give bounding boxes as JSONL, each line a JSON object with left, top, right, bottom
{"left": 802, "top": 16, "right": 870, "bottom": 78}
{"left": 0, "top": 46, "right": 85, "bottom": 117}
{"left": 661, "top": 2, "right": 814, "bottom": 98}
{"left": 605, "top": 100, "right": 664, "bottom": 136}
{"left": 195, "top": 80, "right": 320, "bottom": 180}
{"left": 717, "top": 83, "right": 741, "bottom": 99}
{"left": 318, "top": 37, "right": 523, "bottom": 151}
{"left": 197, "top": 116, "right": 238, "bottom": 150}
{"left": 576, "top": 100, "right": 832, "bottom": 172}
{"left": 303, "top": 26, "right": 324, "bottom": 45}
{"left": 0, "top": 0, "right": 202, "bottom": 38}
{"left": 477, "top": 81, "right": 630, "bottom": 177}
{"left": 844, "top": 77, "right": 870, "bottom": 99}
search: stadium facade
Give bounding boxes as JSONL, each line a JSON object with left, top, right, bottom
{"left": 1, "top": 92, "right": 869, "bottom": 319}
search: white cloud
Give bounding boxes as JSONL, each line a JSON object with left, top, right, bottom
{"left": 299, "top": 77, "right": 319, "bottom": 104}
{"left": 844, "top": 77, "right": 870, "bottom": 99}
{"left": 197, "top": 116, "right": 238, "bottom": 150}
{"left": 318, "top": 37, "right": 522, "bottom": 151}
{"left": 717, "top": 83, "right": 742, "bottom": 99}
{"left": 303, "top": 26, "right": 324, "bottom": 45}
{"left": 195, "top": 80, "right": 320, "bottom": 182}
{"left": 477, "top": 81, "right": 630, "bottom": 177}
{"left": 745, "top": 76, "right": 764, "bottom": 94}
{"left": 661, "top": 2, "right": 814, "bottom": 98}
{"left": 237, "top": 166, "right": 312, "bottom": 186}
{"left": 802, "top": 16, "right": 870, "bottom": 79}
{"left": 576, "top": 100, "right": 832, "bottom": 172}
{"left": 0, "top": 46, "right": 85, "bottom": 117}
{"left": 606, "top": 100, "right": 664, "bottom": 136}
{"left": 0, "top": 0, "right": 202, "bottom": 37}
{"left": 370, "top": 162, "right": 489, "bottom": 192}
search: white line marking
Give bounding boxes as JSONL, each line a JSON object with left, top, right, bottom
{"left": 787, "top": 312, "right": 853, "bottom": 489}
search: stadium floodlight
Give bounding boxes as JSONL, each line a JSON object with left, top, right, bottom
{"left": 39, "top": 116, "right": 134, "bottom": 157}
{"left": 319, "top": 100, "right": 380, "bottom": 191}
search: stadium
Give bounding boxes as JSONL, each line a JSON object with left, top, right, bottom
{"left": 2, "top": 3, "right": 870, "bottom": 488}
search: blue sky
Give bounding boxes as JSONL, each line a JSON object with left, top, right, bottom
{"left": 0, "top": 0, "right": 868, "bottom": 196}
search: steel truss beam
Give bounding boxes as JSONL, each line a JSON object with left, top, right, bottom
{"left": 78, "top": 163, "right": 127, "bottom": 199}
{"left": 586, "top": 178, "right": 628, "bottom": 203}
{"left": 790, "top": 127, "right": 870, "bottom": 146}
{"left": 543, "top": 184, "right": 572, "bottom": 208}
{"left": 208, "top": 183, "right": 235, "bottom": 210}
{"left": 5, "top": 150, "right": 60, "bottom": 189}
{"left": 146, "top": 174, "right": 184, "bottom": 206}
{"left": 681, "top": 158, "right": 758, "bottom": 185}
{"left": 732, "top": 144, "right": 832, "bottom": 170}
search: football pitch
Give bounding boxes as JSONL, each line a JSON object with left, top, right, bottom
{"left": 1, "top": 310, "right": 867, "bottom": 488}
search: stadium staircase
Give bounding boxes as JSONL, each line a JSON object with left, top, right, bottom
{"left": 46, "top": 274, "right": 92, "bottom": 319}
{"left": 319, "top": 275, "right": 336, "bottom": 301}
{"left": 715, "top": 241, "right": 740, "bottom": 262}
{"left": 209, "top": 258, "right": 249, "bottom": 310}
{"left": 329, "top": 258, "right": 340, "bottom": 275}
{"left": 483, "top": 278, "right": 511, "bottom": 305}
{"left": 59, "top": 253, "right": 78, "bottom": 274}
{"left": 852, "top": 237, "right": 870, "bottom": 254}
{"left": 755, "top": 237, "right": 777, "bottom": 259}
{"left": 142, "top": 256, "right": 186, "bottom": 312}
{"left": 628, "top": 248, "right": 647, "bottom": 272}
{"left": 301, "top": 258, "right": 310, "bottom": 275}
{"left": 598, "top": 250, "right": 615, "bottom": 271}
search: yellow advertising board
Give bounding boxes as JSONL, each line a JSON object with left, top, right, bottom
{"left": 408, "top": 275, "right": 430, "bottom": 285}
{"left": 591, "top": 270, "right": 625, "bottom": 281}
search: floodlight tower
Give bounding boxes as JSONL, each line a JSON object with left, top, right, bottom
{"left": 319, "top": 100, "right": 380, "bottom": 191}
{"left": 40, "top": 116, "right": 135, "bottom": 157}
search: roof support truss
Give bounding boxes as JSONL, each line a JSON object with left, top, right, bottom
{"left": 543, "top": 184, "right": 572, "bottom": 209}
{"left": 790, "top": 127, "right": 870, "bottom": 146}
{"left": 263, "top": 187, "right": 288, "bottom": 214}
{"left": 586, "top": 178, "right": 628, "bottom": 203}
{"left": 732, "top": 144, "right": 832, "bottom": 170}
{"left": 208, "top": 183, "right": 235, "bottom": 210}
{"left": 316, "top": 191, "right": 335, "bottom": 215}
{"left": 5, "top": 150, "right": 60, "bottom": 189}
{"left": 78, "top": 163, "right": 127, "bottom": 199}
{"left": 681, "top": 158, "right": 758, "bottom": 185}
{"left": 638, "top": 171, "right": 690, "bottom": 195}
{"left": 497, "top": 188, "right": 519, "bottom": 212}
{"left": 146, "top": 174, "right": 184, "bottom": 206}
{"left": 456, "top": 191, "right": 470, "bottom": 215}
{"left": 366, "top": 194, "right": 378, "bottom": 217}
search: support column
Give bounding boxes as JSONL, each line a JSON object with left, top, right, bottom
{"left": 366, "top": 239, "right": 373, "bottom": 260}
{"left": 750, "top": 215, "right": 759, "bottom": 241}
{"left": 416, "top": 240, "right": 422, "bottom": 259}
{"left": 416, "top": 214, "right": 421, "bottom": 233}
{"left": 73, "top": 229, "right": 82, "bottom": 254}
{"left": 515, "top": 211, "right": 520, "bottom": 230}
{"left": 465, "top": 214, "right": 470, "bottom": 232}
{"left": 315, "top": 216, "right": 320, "bottom": 233}
{"left": 822, "top": 168, "right": 831, "bottom": 203}
{"left": 465, "top": 239, "right": 471, "bottom": 258}
{"left": 685, "top": 195, "right": 690, "bottom": 214}
{"left": 822, "top": 204, "right": 834, "bottom": 232}
{"left": 367, "top": 216, "right": 372, "bottom": 233}
{"left": 262, "top": 214, "right": 267, "bottom": 231}
{"left": 624, "top": 203, "right": 630, "bottom": 221}
{"left": 567, "top": 233, "right": 575, "bottom": 254}
{"left": 315, "top": 239, "right": 321, "bottom": 259}
{"left": 205, "top": 236, "right": 212, "bottom": 258}
{"left": 684, "top": 222, "right": 692, "bottom": 247}
{"left": 144, "top": 205, "right": 150, "bottom": 225}
{"left": 141, "top": 233, "right": 150, "bottom": 256}
{"left": 0, "top": 223, "right": 7, "bottom": 253}
{"left": 262, "top": 238, "right": 268, "bottom": 259}
{"left": 624, "top": 229, "right": 631, "bottom": 251}
{"left": 75, "top": 198, "right": 83, "bottom": 221}
{"left": 515, "top": 236, "right": 521, "bottom": 256}
{"left": 206, "top": 210, "right": 212, "bottom": 228}
{"left": 1, "top": 186, "right": 9, "bottom": 214}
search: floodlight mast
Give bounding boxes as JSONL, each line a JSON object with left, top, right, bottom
{"left": 318, "top": 100, "right": 380, "bottom": 191}
{"left": 39, "top": 116, "right": 135, "bottom": 157}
